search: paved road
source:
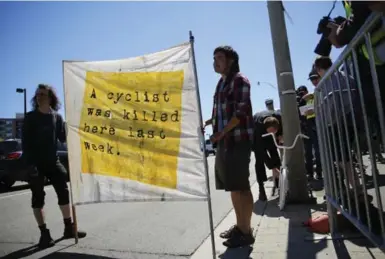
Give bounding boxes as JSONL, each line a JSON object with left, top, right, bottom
{"left": 0, "top": 156, "right": 257, "bottom": 259}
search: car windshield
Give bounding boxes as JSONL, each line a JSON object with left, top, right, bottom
{"left": 0, "top": 140, "right": 22, "bottom": 155}
{"left": 205, "top": 140, "right": 211, "bottom": 145}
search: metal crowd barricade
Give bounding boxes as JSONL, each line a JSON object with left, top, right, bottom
{"left": 315, "top": 12, "right": 385, "bottom": 251}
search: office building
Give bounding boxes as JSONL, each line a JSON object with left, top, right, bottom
{"left": 0, "top": 117, "right": 24, "bottom": 140}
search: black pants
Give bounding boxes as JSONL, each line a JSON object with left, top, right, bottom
{"left": 253, "top": 135, "right": 280, "bottom": 184}
{"left": 304, "top": 119, "right": 321, "bottom": 176}
{"left": 30, "top": 158, "right": 69, "bottom": 209}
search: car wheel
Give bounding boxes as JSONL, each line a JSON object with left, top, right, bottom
{"left": 2, "top": 176, "right": 16, "bottom": 189}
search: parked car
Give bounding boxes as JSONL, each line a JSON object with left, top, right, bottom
{"left": 0, "top": 139, "right": 69, "bottom": 188}
{"left": 200, "top": 139, "right": 216, "bottom": 157}
{"left": 205, "top": 139, "right": 216, "bottom": 156}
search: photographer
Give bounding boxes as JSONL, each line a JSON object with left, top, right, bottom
{"left": 309, "top": 68, "right": 320, "bottom": 88}
{"left": 313, "top": 56, "right": 359, "bottom": 190}
{"left": 315, "top": 1, "right": 385, "bottom": 131}
{"left": 296, "top": 85, "right": 322, "bottom": 180}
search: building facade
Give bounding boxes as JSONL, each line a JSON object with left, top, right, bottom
{"left": 0, "top": 118, "right": 24, "bottom": 140}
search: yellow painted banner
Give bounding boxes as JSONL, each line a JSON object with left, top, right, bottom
{"left": 79, "top": 71, "right": 184, "bottom": 189}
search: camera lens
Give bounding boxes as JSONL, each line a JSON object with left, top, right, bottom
{"left": 314, "top": 36, "right": 332, "bottom": 56}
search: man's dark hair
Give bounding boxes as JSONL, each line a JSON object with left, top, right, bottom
{"left": 308, "top": 66, "right": 320, "bottom": 80}
{"left": 263, "top": 116, "right": 280, "bottom": 129}
{"left": 214, "top": 46, "right": 240, "bottom": 85}
{"left": 265, "top": 99, "right": 273, "bottom": 105}
{"left": 31, "top": 84, "right": 61, "bottom": 111}
{"left": 314, "top": 56, "right": 333, "bottom": 71}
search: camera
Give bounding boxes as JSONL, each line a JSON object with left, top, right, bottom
{"left": 314, "top": 16, "right": 346, "bottom": 56}
{"left": 296, "top": 95, "right": 302, "bottom": 106}
{"left": 296, "top": 86, "right": 308, "bottom": 107}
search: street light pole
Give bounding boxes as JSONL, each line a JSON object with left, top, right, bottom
{"left": 257, "top": 81, "right": 277, "bottom": 90}
{"left": 16, "top": 88, "right": 27, "bottom": 118}
{"left": 23, "top": 89, "right": 27, "bottom": 117}
{"left": 267, "top": 1, "right": 309, "bottom": 203}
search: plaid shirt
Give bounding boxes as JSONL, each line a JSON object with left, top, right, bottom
{"left": 211, "top": 72, "right": 254, "bottom": 147}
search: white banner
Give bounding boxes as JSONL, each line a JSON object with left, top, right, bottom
{"left": 63, "top": 43, "right": 207, "bottom": 205}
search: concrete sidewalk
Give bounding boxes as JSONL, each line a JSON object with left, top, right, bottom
{"left": 191, "top": 179, "right": 385, "bottom": 259}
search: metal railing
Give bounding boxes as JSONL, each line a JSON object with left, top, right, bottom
{"left": 315, "top": 12, "right": 385, "bottom": 251}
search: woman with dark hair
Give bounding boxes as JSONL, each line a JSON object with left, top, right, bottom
{"left": 30, "top": 84, "right": 62, "bottom": 111}
{"left": 22, "top": 84, "right": 86, "bottom": 249}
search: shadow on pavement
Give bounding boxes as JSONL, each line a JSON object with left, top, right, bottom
{"left": 365, "top": 172, "right": 385, "bottom": 189}
{"left": 217, "top": 198, "right": 267, "bottom": 259}
{"left": 284, "top": 198, "right": 375, "bottom": 259}
{"left": 1, "top": 238, "right": 65, "bottom": 259}
{"left": 1, "top": 244, "right": 40, "bottom": 259}
{"left": 335, "top": 192, "right": 385, "bottom": 249}
{"left": 252, "top": 199, "right": 267, "bottom": 216}
{"left": 40, "top": 252, "right": 117, "bottom": 259}
{"left": 0, "top": 180, "right": 53, "bottom": 194}
{"left": 282, "top": 201, "right": 329, "bottom": 259}
{"left": 218, "top": 246, "right": 252, "bottom": 259}
{"left": 262, "top": 198, "right": 327, "bottom": 218}
{"left": 0, "top": 183, "right": 29, "bottom": 193}
{"left": 255, "top": 198, "right": 336, "bottom": 259}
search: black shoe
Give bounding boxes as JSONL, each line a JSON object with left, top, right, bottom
{"left": 378, "top": 157, "right": 385, "bottom": 164}
{"left": 270, "top": 178, "right": 279, "bottom": 196}
{"left": 271, "top": 186, "right": 277, "bottom": 197}
{"left": 63, "top": 223, "right": 87, "bottom": 239}
{"left": 222, "top": 228, "right": 255, "bottom": 248}
{"left": 259, "top": 187, "right": 267, "bottom": 201}
{"left": 38, "top": 229, "right": 55, "bottom": 249}
{"left": 219, "top": 225, "right": 238, "bottom": 239}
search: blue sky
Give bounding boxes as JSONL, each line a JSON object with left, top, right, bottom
{"left": 0, "top": 1, "right": 345, "bottom": 129}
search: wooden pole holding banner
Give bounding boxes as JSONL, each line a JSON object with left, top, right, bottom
{"left": 65, "top": 124, "right": 79, "bottom": 245}
{"left": 189, "top": 31, "right": 216, "bottom": 259}
{"left": 70, "top": 193, "right": 79, "bottom": 244}
{"left": 62, "top": 62, "right": 79, "bottom": 244}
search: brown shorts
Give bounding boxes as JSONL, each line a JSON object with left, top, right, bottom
{"left": 214, "top": 140, "right": 251, "bottom": 192}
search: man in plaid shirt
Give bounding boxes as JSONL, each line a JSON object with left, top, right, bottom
{"left": 203, "top": 46, "right": 254, "bottom": 248}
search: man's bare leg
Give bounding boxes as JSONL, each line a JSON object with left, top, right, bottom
{"left": 240, "top": 190, "right": 253, "bottom": 234}
{"left": 231, "top": 190, "right": 253, "bottom": 234}
{"left": 33, "top": 207, "right": 55, "bottom": 248}
{"left": 60, "top": 204, "right": 71, "bottom": 219}
{"left": 223, "top": 190, "right": 254, "bottom": 247}
{"left": 231, "top": 191, "right": 242, "bottom": 227}
{"left": 60, "top": 203, "right": 87, "bottom": 239}
{"left": 233, "top": 199, "right": 241, "bottom": 227}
